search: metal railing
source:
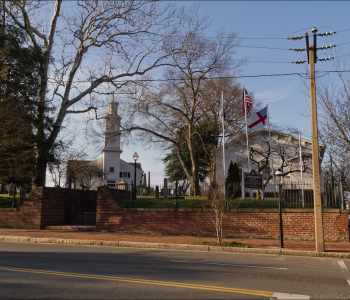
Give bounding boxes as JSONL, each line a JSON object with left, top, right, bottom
{"left": 114, "top": 181, "right": 346, "bottom": 210}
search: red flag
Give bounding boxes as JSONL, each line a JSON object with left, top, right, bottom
{"left": 243, "top": 88, "right": 253, "bottom": 114}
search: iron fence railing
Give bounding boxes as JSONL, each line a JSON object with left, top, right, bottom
{"left": 114, "top": 181, "right": 346, "bottom": 210}
{"left": 262, "top": 182, "right": 344, "bottom": 209}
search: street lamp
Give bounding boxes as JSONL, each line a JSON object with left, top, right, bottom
{"left": 132, "top": 152, "right": 139, "bottom": 202}
{"left": 275, "top": 170, "right": 284, "bottom": 249}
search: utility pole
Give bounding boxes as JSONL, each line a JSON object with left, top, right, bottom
{"left": 308, "top": 27, "right": 324, "bottom": 253}
{"left": 289, "top": 27, "right": 336, "bottom": 253}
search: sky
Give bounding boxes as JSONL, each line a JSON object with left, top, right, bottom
{"left": 49, "top": 1, "right": 350, "bottom": 186}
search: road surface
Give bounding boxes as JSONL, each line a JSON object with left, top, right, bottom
{"left": 0, "top": 242, "right": 349, "bottom": 299}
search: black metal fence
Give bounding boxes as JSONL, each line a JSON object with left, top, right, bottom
{"left": 262, "top": 182, "right": 345, "bottom": 209}
{"left": 113, "top": 181, "right": 347, "bottom": 210}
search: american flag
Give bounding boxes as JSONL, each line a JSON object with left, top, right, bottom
{"left": 243, "top": 88, "right": 253, "bottom": 114}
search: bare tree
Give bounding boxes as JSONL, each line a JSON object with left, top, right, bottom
{"left": 125, "top": 16, "right": 242, "bottom": 195}
{"left": 208, "top": 182, "right": 224, "bottom": 245}
{"left": 249, "top": 131, "right": 311, "bottom": 193}
{"left": 3, "top": 0, "right": 179, "bottom": 186}
{"left": 48, "top": 144, "right": 89, "bottom": 188}
{"left": 320, "top": 75, "right": 350, "bottom": 186}
{"left": 66, "top": 159, "right": 102, "bottom": 190}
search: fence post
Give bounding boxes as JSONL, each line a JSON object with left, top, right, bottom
{"left": 340, "top": 180, "right": 344, "bottom": 211}
{"left": 301, "top": 183, "right": 305, "bottom": 208}
{"left": 278, "top": 183, "right": 284, "bottom": 248}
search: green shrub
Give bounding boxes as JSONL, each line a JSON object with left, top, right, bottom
{"left": 225, "top": 198, "right": 278, "bottom": 210}
{"left": 119, "top": 196, "right": 278, "bottom": 209}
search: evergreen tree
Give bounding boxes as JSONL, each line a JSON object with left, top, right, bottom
{"left": 163, "top": 119, "right": 219, "bottom": 195}
{"left": 225, "top": 162, "right": 241, "bottom": 199}
{"left": 0, "top": 24, "right": 40, "bottom": 186}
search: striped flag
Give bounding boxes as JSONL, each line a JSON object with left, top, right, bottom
{"left": 243, "top": 88, "right": 253, "bottom": 114}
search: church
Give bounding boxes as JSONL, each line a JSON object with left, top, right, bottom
{"left": 66, "top": 101, "right": 144, "bottom": 190}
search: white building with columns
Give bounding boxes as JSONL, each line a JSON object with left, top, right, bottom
{"left": 66, "top": 101, "right": 144, "bottom": 190}
{"left": 215, "top": 128, "right": 326, "bottom": 189}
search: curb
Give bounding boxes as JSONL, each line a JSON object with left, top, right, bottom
{"left": 0, "top": 235, "right": 349, "bottom": 258}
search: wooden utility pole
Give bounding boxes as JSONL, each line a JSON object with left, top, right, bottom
{"left": 289, "top": 26, "right": 335, "bottom": 253}
{"left": 307, "top": 28, "right": 325, "bottom": 253}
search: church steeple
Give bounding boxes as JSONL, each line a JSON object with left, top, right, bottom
{"left": 102, "top": 99, "right": 122, "bottom": 185}
{"left": 104, "top": 101, "right": 121, "bottom": 151}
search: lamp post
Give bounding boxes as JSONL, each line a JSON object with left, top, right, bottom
{"left": 132, "top": 152, "right": 139, "bottom": 203}
{"left": 275, "top": 170, "right": 284, "bottom": 248}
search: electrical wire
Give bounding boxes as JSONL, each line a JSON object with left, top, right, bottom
{"left": 336, "top": 27, "right": 350, "bottom": 33}
{"left": 238, "top": 36, "right": 286, "bottom": 40}
{"left": 235, "top": 45, "right": 289, "bottom": 51}
{"left": 245, "top": 59, "right": 291, "bottom": 64}
{"left": 336, "top": 41, "right": 350, "bottom": 47}
{"left": 47, "top": 70, "right": 350, "bottom": 85}
{"left": 218, "top": 26, "right": 350, "bottom": 41}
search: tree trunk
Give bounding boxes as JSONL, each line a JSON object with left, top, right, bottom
{"left": 33, "top": 148, "right": 48, "bottom": 186}
{"left": 174, "top": 145, "right": 193, "bottom": 193}
{"left": 33, "top": 49, "right": 50, "bottom": 187}
{"left": 187, "top": 125, "right": 200, "bottom": 196}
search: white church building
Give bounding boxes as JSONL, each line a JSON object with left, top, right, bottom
{"left": 66, "top": 101, "right": 144, "bottom": 190}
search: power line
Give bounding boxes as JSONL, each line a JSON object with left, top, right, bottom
{"left": 245, "top": 59, "right": 291, "bottom": 64}
{"left": 222, "top": 26, "right": 350, "bottom": 41}
{"left": 337, "top": 27, "right": 350, "bottom": 33}
{"left": 47, "top": 69, "right": 350, "bottom": 85}
{"left": 235, "top": 45, "right": 289, "bottom": 51}
{"left": 238, "top": 36, "right": 286, "bottom": 40}
{"left": 335, "top": 52, "right": 350, "bottom": 58}
{"left": 337, "top": 41, "right": 350, "bottom": 47}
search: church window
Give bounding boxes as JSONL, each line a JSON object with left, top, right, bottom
{"left": 120, "top": 172, "right": 130, "bottom": 178}
{"left": 107, "top": 181, "right": 115, "bottom": 187}
{"left": 109, "top": 167, "right": 114, "bottom": 173}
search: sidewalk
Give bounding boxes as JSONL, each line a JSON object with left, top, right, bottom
{"left": 0, "top": 228, "right": 350, "bottom": 253}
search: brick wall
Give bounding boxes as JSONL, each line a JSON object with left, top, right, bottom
{"left": 0, "top": 187, "right": 43, "bottom": 228}
{"left": 0, "top": 187, "right": 97, "bottom": 228}
{"left": 0, "top": 186, "right": 348, "bottom": 242}
{"left": 96, "top": 188, "right": 349, "bottom": 242}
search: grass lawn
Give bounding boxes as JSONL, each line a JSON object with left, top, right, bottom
{"left": 0, "top": 194, "right": 19, "bottom": 208}
{"left": 0, "top": 193, "right": 19, "bottom": 198}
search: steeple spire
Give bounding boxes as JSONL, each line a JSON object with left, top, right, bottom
{"left": 102, "top": 97, "right": 122, "bottom": 185}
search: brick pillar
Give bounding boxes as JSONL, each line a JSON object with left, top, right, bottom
{"left": 96, "top": 187, "right": 121, "bottom": 230}
{"left": 19, "top": 186, "right": 44, "bottom": 229}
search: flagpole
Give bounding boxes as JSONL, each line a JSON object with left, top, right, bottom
{"left": 267, "top": 104, "right": 274, "bottom": 194}
{"left": 221, "top": 91, "right": 226, "bottom": 200}
{"left": 299, "top": 130, "right": 305, "bottom": 207}
{"left": 243, "top": 88, "right": 250, "bottom": 172}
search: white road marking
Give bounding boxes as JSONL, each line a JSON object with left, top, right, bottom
{"left": 171, "top": 259, "right": 288, "bottom": 270}
{"left": 272, "top": 292, "right": 310, "bottom": 300}
{"left": 337, "top": 259, "right": 349, "bottom": 271}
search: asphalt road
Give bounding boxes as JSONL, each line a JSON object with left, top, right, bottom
{"left": 0, "top": 242, "right": 349, "bottom": 299}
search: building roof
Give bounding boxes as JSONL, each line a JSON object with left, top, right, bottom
{"left": 228, "top": 128, "right": 325, "bottom": 149}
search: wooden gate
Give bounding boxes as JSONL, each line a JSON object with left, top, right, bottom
{"left": 64, "top": 190, "right": 97, "bottom": 225}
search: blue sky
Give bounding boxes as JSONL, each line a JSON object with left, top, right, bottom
{"left": 117, "top": 1, "right": 350, "bottom": 185}
{"left": 56, "top": 1, "right": 350, "bottom": 186}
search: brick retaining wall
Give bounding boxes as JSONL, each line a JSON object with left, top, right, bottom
{"left": 0, "top": 186, "right": 348, "bottom": 242}
{"left": 96, "top": 187, "right": 349, "bottom": 242}
{"left": 0, "top": 187, "right": 43, "bottom": 228}
{"left": 0, "top": 187, "right": 97, "bottom": 228}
